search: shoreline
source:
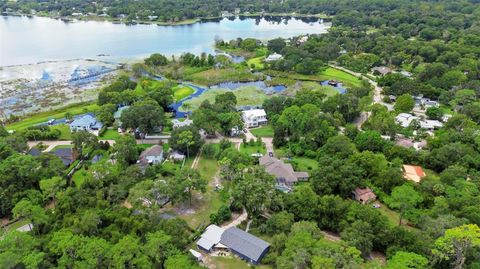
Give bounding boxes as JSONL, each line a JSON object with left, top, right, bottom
{"left": 2, "top": 12, "right": 332, "bottom": 27}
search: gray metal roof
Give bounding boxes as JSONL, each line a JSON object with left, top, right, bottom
{"left": 220, "top": 227, "right": 269, "bottom": 263}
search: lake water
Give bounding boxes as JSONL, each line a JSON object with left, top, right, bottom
{"left": 0, "top": 15, "right": 330, "bottom": 66}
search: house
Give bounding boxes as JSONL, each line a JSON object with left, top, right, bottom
{"left": 53, "top": 147, "right": 74, "bottom": 166}
{"left": 403, "top": 165, "right": 426, "bottom": 183}
{"left": 352, "top": 187, "right": 376, "bottom": 204}
{"left": 242, "top": 109, "right": 267, "bottom": 128}
{"left": 170, "top": 151, "right": 186, "bottom": 162}
{"left": 265, "top": 53, "right": 283, "bottom": 62}
{"left": 172, "top": 119, "right": 193, "bottom": 129}
{"left": 28, "top": 148, "right": 42, "bottom": 156}
{"left": 395, "top": 137, "right": 427, "bottom": 150}
{"left": 420, "top": 120, "right": 443, "bottom": 131}
{"left": 196, "top": 225, "right": 270, "bottom": 264}
{"left": 395, "top": 113, "right": 418, "bottom": 128}
{"left": 220, "top": 227, "right": 270, "bottom": 264}
{"left": 138, "top": 145, "right": 164, "bottom": 165}
{"left": 113, "top": 106, "right": 130, "bottom": 120}
{"left": 372, "top": 66, "right": 392, "bottom": 76}
{"left": 197, "top": 224, "right": 225, "bottom": 252}
{"left": 259, "top": 155, "right": 309, "bottom": 191}
{"left": 69, "top": 114, "right": 103, "bottom": 134}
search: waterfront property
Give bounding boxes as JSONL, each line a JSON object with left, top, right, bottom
{"left": 242, "top": 109, "right": 267, "bottom": 128}
{"left": 69, "top": 114, "right": 103, "bottom": 134}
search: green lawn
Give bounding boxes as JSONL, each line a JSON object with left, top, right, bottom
{"left": 185, "top": 67, "right": 263, "bottom": 86}
{"left": 182, "top": 86, "right": 268, "bottom": 111}
{"left": 173, "top": 85, "right": 195, "bottom": 101}
{"left": 300, "top": 81, "right": 339, "bottom": 97}
{"left": 50, "top": 144, "right": 73, "bottom": 152}
{"left": 180, "top": 156, "right": 222, "bottom": 229}
{"left": 247, "top": 56, "right": 265, "bottom": 70}
{"left": 51, "top": 124, "right": 72, "bottom": 140}
{"left": 250, "top": 125, "right": 274, "bottom": 137}
{"left": 0, "top": 218, "right": 32, "bottom": 237}
{"left": 6, "top": 102, "right": 99, "bottom": 131}
{"left": 99, "top": 129, "right": 122, "bottom": 140}
{"left": 211, "top": 256, "right": 272, "bottom": 269}
{"left": 377, "top": 202, "right": 401, "bottom": 227}
{"left": 318, "top": 67, "right": 363, "bottom": 88}
{"left": 287, "top": 156, "right": 319, "bottom": 172}
{"left": 239, "top": 143, "right": 266, "bottom": 155}
{"left": 265, "top": 67, "right": 363, "bottom": 88}
{"left": 72, "top": 167, "right": 88, "bottom": 187}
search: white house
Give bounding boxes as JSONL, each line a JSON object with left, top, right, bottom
{"left": 69, "top": 114, "right": 103, "bottom": 134}
{"left": 172, "top": 119, "right": 193, "bottom": 129}
{"left": 138, "top": 145, "right": 164, "bottom": 165}
{"left": 265, "top": 53, "right": 283, "bottom": 62}
{"left": 395, "top": 113, "right": 419, "bottom": 128}
{"left": 242, "top": 109, "right": 267, "bottom": 128}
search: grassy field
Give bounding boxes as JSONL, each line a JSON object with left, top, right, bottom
{"left": 72, "top": 167, "right": 87, "bottom": 187}
{"left": 6, "top": 103, "right": 99, "bottom": 131}
{"left": 299, "top": 81, "right": 340, "bottom": 97}
{"left": 50, "top": 144, "right": 73, "bottom": 152}
{"left": 318, "top": 67, "right": 363, "bottom": 88}
{"left": 180, "top": 156, "right": 222, "bottom": 229}
{"left": 51, "top": 124, "right": 72, "bottom": 140}
{"left": 239, "top": 143, "right": 266, "bottom": 155}
{"left": 265, "top": 67, "right": 363, "bottom": 88}
{"left": 288, "top": 156, "right": 319, "bottom": 172}
{"left": 182, "top": 86, "right": 268, "bottom": 111}
{"left": 247, "top": 56, "right": 265, "bottom": 70}
{"left": 250, "top": 125, "right": 274, "bottom": 137}
{"left": 185, "top": 67, "right": 263, "bottom": 86}
{"left": 99, "top": 129, "right": 123, "bottom": 140}
{"left": 173, "top": 85, "right": 195, "bottom": 101}
{"left": 211, "top": 256, "right": 272, "bottom": 269}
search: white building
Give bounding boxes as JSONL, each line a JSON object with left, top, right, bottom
{"left": 172, "top": 119, "right": 193, "bottom": 129}
{"left": 265, "top": 53, "right": 283, "bottom": 62}
{"left": 396, "top": 113, "right": 419, "bottom": 128}
{"left": 242, "top": 109, "right": 267, "bottom": 128}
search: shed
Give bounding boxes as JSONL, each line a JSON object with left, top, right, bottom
{"left": 220, "top": 227, "right": 270, "bottom": 264}
{"left": 352, "top": 187, "right": 376, "bottom": 204}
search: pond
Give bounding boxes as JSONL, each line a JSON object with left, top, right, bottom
{"left": 0, "top": 15, "right": 330, "bottom": 66}
{"left": 169, "top": 81, "right": 286, "bottom": 118}
{"left": 320, "top": 80, "right": 347, "bottom": 94}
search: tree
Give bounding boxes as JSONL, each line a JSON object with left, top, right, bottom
{"left": 354, "top": 130, "right": 386, "bottom": 152}
{"left": 144, "top": 231, "right": 175, "bottom": 267}
{"left": 267, "top": 38, "right": 286, "bottom": 53}
{"left": 426, "top": 106, "right": 444, "bottom": 120}
{"left": 96, "top": 103, "right": 116, "bottom": 126}
{"left": 394, "top": 94, "right": 415, "bottom": 113}
{"left": 387, "top": 184, "right": 423, "bottom": 226}
{"left": 0, "top": 125, "right": 8, "bottom": 137}
{"left": 164, "top": 254, "right": 202, "bottom": 269}
{"left": 108, "top": 235, "right": 151, "bottom": 269}
{"left": 285, "top": 185, "right": 319, "bottom": 221}
{"left": 433, "top": 224, "right": 480, "bottom": 269}
{"left": 39, "top": 176, "right": 65, "bottom": 204}
{"left": 71, "top": 130, "right": 99, "bottom": 157}
{"left": 340, "top": 220, "right": 375, "bottom": 258}
{"left": 121, "top": 100, "right": 165, "bottom": 137}
{"left": 231, "top": 167, "right": 275, "bottom": 217}
{"left": 266, "top": 211, "right": 295, "bottom": 235}
{"left": 169, "top": 125, "right": 203, "bottom": 158}
{"left": 386, "top": 251, "right": 429, "bottom": 269}
{"left": 166, "top": 169, "right": 206, "bottom": 205}
{"left": 145, "top": 53, "right": 168, "bottom": 66}
{"left": 112, "top": 134, "right": 138, "bottom": 166}
{"left": 12, "top": 199, "right": 48, "bottom": 231}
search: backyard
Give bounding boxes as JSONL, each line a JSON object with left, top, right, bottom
{"left": 6, "top": 102, "right": 99, "bottom": 131}
{"left": 239, "top": 142, "right": 266, "bottom": 155}
{"left": 249, "top": 125, "right": 274, "bottom": 137}
{"left": 181, "top": 86, "right": 268, "bottom": 111}
{"left": 210, "top": 256, "right": 272, "bottom": 269}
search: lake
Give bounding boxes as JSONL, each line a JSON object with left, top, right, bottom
{"left": 0, "top": 15, "right": 330, "bottom": 66}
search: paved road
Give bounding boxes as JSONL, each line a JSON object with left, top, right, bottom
{"left": 28, "top": 138, "right": 166, "bottom": 151}
{"left": 329, "top": 64, "right": 393, "bottom": 130}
